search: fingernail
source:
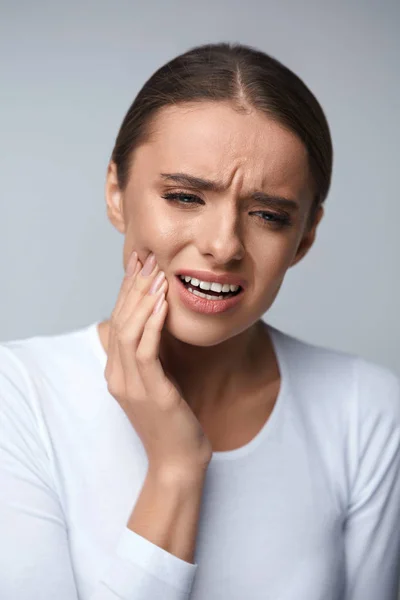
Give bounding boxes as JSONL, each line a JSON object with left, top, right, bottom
{"left": 125, "top": 251, "right": 137, "bottom": 276}
{"left": 149, "top": 271, "right": 165, "bottom": 295}
{"left": 141, "top": 252, "right": 156, "bottom": 276}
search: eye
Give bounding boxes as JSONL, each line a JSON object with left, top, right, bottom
{"left": 161, "top": 192, "right": 292, "bottom": 229}
{"left": 161, "top": 192, "right": 202, "bottom": 205}
{"left": 252, "top": 211, "right": 292, "bottom": 228}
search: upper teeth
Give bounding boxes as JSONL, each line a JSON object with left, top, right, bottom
{"left": 179, "top": 275, "right": 240, "bottom": 293}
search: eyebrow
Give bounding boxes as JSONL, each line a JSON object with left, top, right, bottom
{"left": 159, "top": 172, "right": 299, "bottom": 211}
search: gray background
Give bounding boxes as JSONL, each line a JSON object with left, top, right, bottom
{"left": 1, "top": 0, "right": 399, "bottom": 381}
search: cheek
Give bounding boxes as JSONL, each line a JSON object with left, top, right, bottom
{"left": 255, "top": 236, "right": 296, "bottom": 275}
{"left": 125, "top": 211, "right": 186, "bottom": 267}
{"left": 254, "top": 255, "right": 288, "bottom": 308}
{"left": 131, "top": 198, "right": 186, "bottom": 239}
{"left": 251, "top": 240, "right": 296, "bottom": 305}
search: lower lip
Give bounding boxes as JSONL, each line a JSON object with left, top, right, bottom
{"left": 174, "top": 276, "right": 245, "bottom": 314}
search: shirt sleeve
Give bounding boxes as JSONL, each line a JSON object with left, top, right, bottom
{"left": 343, "top": 357, "right": 400, "bottom": 600}
{"left": 0, "top": 346, "right": 198, "bottom": 600}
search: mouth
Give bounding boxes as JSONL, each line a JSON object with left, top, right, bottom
{"left": 173, "top": 273, "right": 245, "bottom": 314}
{"left": 175, "top": 274, "right": 243, "bottom": 300}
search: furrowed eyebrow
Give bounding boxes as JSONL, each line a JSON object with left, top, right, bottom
{"left": 159, "top": 172, "right": 299, "bottom": 211}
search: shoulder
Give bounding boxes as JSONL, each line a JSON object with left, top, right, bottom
{"left": 0, "top": 322, "right": 100, "bottom": 385}
{"left": 350, "top": 357, "right": 400, "bottom": 458}
{"left": 270, "top": 324, "right": 358, "bottom": 399}
{"left": 354, "top": 355, "right": 400, "bottom": 416}
{"left": 0, "top": 322, "right": 101, "bottom": 426}
{"left": 270, "top": 323, "right": 400, "bottom": 421}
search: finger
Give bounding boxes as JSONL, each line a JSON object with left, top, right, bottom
{"left": 110, "top": 253, "right": 160, "bottom": 397}
{"left": 113, "top": 254, "right": 141, "bottom": 318}
{"left": 118, "top": 254, "right": 161, "bottom": 327}
{"left": 104, "top": 317, "right": 120, "bottom": 382}
{"left": 105, "top": 255, "right": 141, "bottom": 383}
{"left": 135, "top": 289, "right": 173, "bottom": 400}
{"left": 117, "top": 279, "right": 168, "bottom": 396}
{"left": 114, "top": 252, "right": 164, "bottom": 394}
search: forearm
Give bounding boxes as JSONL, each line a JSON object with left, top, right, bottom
{"left": 127, "top": 468, "right": 207, "bottom": 564}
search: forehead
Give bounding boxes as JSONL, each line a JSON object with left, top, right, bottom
{"left": 139, "top": 102, "right": 312, "bottom": 200}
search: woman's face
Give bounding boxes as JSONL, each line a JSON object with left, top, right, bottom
{"left": 106, "top": 101, "right": 323, "bottom": 346}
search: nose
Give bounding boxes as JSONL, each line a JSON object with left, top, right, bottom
{"left": 195, "top": 205, "right": 245, "bottom": 263}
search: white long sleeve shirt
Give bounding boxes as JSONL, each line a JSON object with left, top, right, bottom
{"left": 0, "top": 320, "right": 399, "bottom": 600}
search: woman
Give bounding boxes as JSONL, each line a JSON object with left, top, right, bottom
{"left": 0, "top": 42, "right": 399, "bottom": 600}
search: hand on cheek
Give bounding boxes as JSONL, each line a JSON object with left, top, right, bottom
{"left": 104, "top": 247, "right": 213, "bottom": 473}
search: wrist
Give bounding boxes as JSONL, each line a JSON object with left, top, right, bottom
{"left": 148, "top": 462, "right": 209, "bottom": 488}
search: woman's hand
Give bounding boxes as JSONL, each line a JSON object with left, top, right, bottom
{"left": 104, "top": 249, "right": 213, "bottom": 479}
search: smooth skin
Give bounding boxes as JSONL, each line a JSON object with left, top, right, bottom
{"left": 99, "top": 100, "right": 324, "bottom": 460}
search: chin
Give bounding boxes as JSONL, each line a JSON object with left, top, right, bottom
{"left": 163, "top": 304, "right": 251, "bottom": 347}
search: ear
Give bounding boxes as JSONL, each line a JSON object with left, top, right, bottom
{"left": 105, "top": 162, "right": 126, "bottom": 234}
{"left": 290, "top": 204, "right": 324, "bottom": 268}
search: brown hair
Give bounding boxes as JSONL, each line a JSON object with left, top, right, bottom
{"left": 110, "top": 42, "right": 333, "bottom": 231}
